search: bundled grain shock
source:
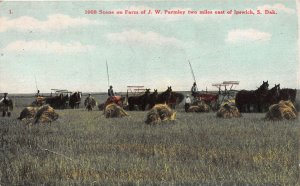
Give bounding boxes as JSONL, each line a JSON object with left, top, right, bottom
{"left": 265, "top": 100, "right": 298, "bottom": 120}
{"left": 104, "top": 103, "right": 129, "bottom": 118}
{"left": 188, "top": 100, "right": 210, "bottom": 112}
{"left": 34, "top": 105, "right": 59, "bottom": 123}
{"left": 18, "top": 107, "right": 38, "bottom": 120}
{"left": 216, "top": 101, "right": 241, "bottom": 118}
{"left": 145, "top": 104, "right": 176, "bottom": 125}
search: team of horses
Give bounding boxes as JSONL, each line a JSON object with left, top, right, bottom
{"left": 127, "top": 86, "right": 184, "bottom": 111}
{"left": 235, "top": 81, "right": 297, "bottom": 113}
{"left": 33, "top": 92, "right": 82, "bottom": 109}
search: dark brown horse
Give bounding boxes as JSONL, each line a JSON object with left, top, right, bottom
{"left": 168, "top": 92, "right": 184, "bottom": 109}
{"left": 156, "top": 86, "right": 172, "bottom": 105}
{"left": 279, "top": 88, "right": 297, "bottom": 102}
{"left": 263, "top": 84, "right": 280, "bottom": 111}
{"left": 45, "top": 94, "right": 69, "bottom": 109}
{"left": 148, "top": 89, "right": 158, "bottom": 109}
{"left": 69, "top": 92, "right": 82, "bottom": 109}
{"left": 128, "top": 89, "right": 151, "bottom": 111}
{"left": 235, "top": 81, "right": 269, "bottom": 113}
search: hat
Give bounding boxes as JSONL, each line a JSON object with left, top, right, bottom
{"left": 110, "top": 85, "right": 113, "bottom": 88}
{"left": 4, "top": 93, "right": 8, "bottom": 95}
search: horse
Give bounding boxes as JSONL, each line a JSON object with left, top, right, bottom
{"left": 235, "top": 81, "right": 269, "bottom": 113}
{"left": 69, "top": 92, "right": 82, "bottom": 109}
{"left": 279, "top": 88, "right": 297, "bottom": 103}
{"left": 156, "top": 86, "right": 173, "bottom": 105}
{"left": 45, "top": 94, "right": 69, "bottom": 109}
{"left": 262, "top": 84, "right": 280, "bottom": 111}
{"left": 148, "top": 89, "right": 158, "bottom": 109}
{"left": 0, "top": 99, "right": 13, "bottom": 117}
{"left": 168, "top": 92, "right": 184, "bottom": 109}
{"left": 128, "top": 89, "right": 151, "bottom": 111}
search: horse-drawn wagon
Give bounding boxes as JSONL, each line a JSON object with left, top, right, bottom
{"left": 33, "top": 89, "right": 73, "bottom": 109}
{"left": 193, "top": 81, "right": 239, "bottom": 110}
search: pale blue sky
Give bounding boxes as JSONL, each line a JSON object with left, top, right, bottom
{"left": 0, "top": 0, "right": 298, "bottom": 93}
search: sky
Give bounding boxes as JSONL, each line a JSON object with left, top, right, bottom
{"left": 0, "top": 0, "right": 298, "bottom": 93}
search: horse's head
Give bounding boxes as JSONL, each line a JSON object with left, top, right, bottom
{"left": 145, "top": 89, "right": 151, "bottom": 95}
{"left": 258, "top": 81, "right": 269, "bottom": 92}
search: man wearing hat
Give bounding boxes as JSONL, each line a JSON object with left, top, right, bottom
{"left": 0, "top": 93, "right": 12, "bottom": 117}
{"left": 191, "top": 82, "right": 198, "bottom": 97}
{"left": 108, "top": 85, "right": 115, "bottom": 97}
{"left": 185, "top": 94, "right": 191, "bottom": 112}
{"left": 0, "top": 93, "right": 9, "bottom": 104}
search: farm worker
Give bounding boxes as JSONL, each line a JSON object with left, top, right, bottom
{"left": 108, "top": 85, "right": 115, "bottom": 97}
{"left": 84, "top": 93, "right": 95, "bottom": 111}
{"left": 191, "top": 82, "right": 198, "bottom": 97}
{"left": 185, "top": 94, "right": 191, "bottom": 112}
{"left": 108, "top": 85, "right": 116, "bottom": 103}
{"left": 36, "top": 90, "right": 40, "bottom": 97}
{"left": 0, "top": 93, "right": 9, "bottom": 103}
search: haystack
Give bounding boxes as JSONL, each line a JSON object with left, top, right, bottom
{"left": 216, "top": 102, "right": 241, "bottom": 119}
{"left": 18, "top": 107, "right": 38, "bottom": 120}
{"left": 104, "top": 103, "right": 129, "bottom": 118}
{"left": 188, "top": 101, "right": 210, "bottom": 112}
{"left": 34, "top": 105, "right": 59, "bottom": 123}
{"left": 145, "top": 104, "right": 176, "bottom": 125}
{"left": 265, "top": 100, "right": 298, "bottom": 120}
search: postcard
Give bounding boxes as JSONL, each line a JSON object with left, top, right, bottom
{"left": 0, "top": 0, "right": 299, "bottom": 185}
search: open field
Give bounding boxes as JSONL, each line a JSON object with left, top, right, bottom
{"left": 0, "top": 102, "right": 299, "bottom": 185}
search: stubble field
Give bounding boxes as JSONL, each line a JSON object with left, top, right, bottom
{"left": 0, "top": 94, "right": 299, "bottom": 185}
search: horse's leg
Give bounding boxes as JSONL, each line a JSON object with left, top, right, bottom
{"left": 7, "top": 112, "right": 11, "bottom": 117}
{"left": 2, "top": 111, "right": 5, "bottom": 117}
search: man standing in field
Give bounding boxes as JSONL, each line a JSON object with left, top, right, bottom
{"left": 185, "top": 94, "right": 191, "bottom": 112}
{"left": 84, "top": 93, "right": 97, "bottom": 111}
{"left": 0, "top": 93, "right": 9, "bottom": 103}
{"left": 0, "top": 93, "right": 13, "bottom": 117}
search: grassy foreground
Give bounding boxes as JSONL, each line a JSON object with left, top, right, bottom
{"left": 0, "top": 108, "right": 299, "bottom": 185}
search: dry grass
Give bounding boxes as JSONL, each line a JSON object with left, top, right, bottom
{"left": 0, "top": 104, "right": 298, "bottom": 185}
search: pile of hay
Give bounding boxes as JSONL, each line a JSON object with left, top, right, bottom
{"left": 188, "top": 101, "right": 210, "bottom": 112}
{"left": 34, "top": 105, "right": 59, "bottom": 123}
{"left": 145, "top": 104, "right": 176, "bottom": 125}
{"left": 216, "top": 101, "right": 241, "bottom": 119}
{"left": 18, "top": 107, "right": 38, "bottom": 120}
{"left": 18, "top": 105, "right": 59, "bottom": 124}
{"left": 104, "top": 103, "right": 129, "bottom": 118}
{"left": 265, "top": 100, "right": 298, "bottom": 120}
